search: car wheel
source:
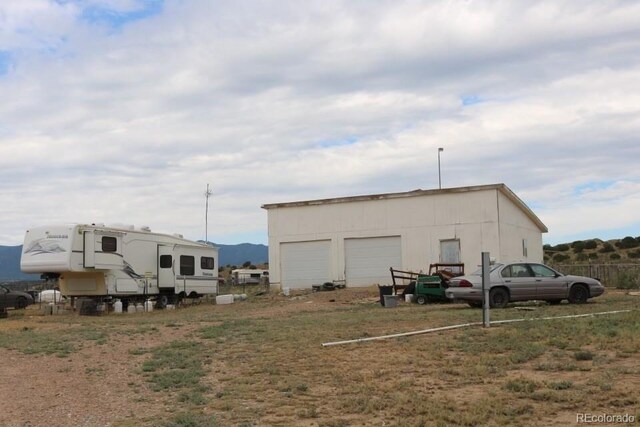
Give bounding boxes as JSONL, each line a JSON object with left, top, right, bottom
{"left": 467, "top": 301, "right": 482, "bottom": 308}
{"left": 547, "top": 300, "right": 562, "bottom": 305}
{"left": 489, "top": 288, "right": 509, "bottom": 308}
{"left": 568, "top": 285, "right": 589, "bottom": 304}
{"left": 416, "top": 296, "right": 427, "bottom": 305}
{"left": 15, "top": 297, "right": 28, "bottom": 309}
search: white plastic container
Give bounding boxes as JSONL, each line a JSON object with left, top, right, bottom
{"left": 282, "top": 287, "right": 290, "bottom": 296}
{"left": 404, "top": 294, "right": 414, "bottom": 303}
{"left": 114, "top": 299, "right": 123, "bottom": 314}
{"left": 216, "top": 294, "right": 234, "bottom": 305}
{"left": 144, "top": 299, "right": 154, "bottom": 312}
{"left": 166, "top": 304, "right": 175, "bottom": 310}
{"left": 127, "top": 303, "right": 136, "bottom": 314}
{"left": 136, "top": 303, "right": 144, "bottom": 313}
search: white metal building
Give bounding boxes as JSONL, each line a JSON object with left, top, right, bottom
{"left": 261, "top": 184, "right": 547, "bottom": 290}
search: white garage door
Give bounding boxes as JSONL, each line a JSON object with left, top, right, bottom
{"left": 345, "top": 236, "right": 402, "bottom": 286}
{"left": 280, "top": 240, "right": 331, "bottom": 289}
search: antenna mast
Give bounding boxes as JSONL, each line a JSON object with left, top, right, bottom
{"left": 205, "top": 184, "right": 213, "bottom": 245}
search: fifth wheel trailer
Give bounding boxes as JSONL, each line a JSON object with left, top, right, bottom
{"left": 20, "top": 223, "right": 218, "bottom": 307}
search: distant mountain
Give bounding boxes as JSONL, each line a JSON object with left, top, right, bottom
{"left": 208, "top": 242, "right": 268, "bottom": 267}
{"left": 0, "top": 243, "right": 268, "bottom": 281}
{"left": 0, "top": 246, "right": 38, "bottom": 281}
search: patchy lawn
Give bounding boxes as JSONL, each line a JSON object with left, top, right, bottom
{"left": 0, "top": 288, "right": 639, "bottom": 426}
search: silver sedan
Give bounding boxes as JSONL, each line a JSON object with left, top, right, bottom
{"left": 445, "top": 262, "right": 605, "bottom": 308}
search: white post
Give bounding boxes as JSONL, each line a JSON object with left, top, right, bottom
{"left": 204, "top": 184, "right": 212, "bottom": 244}
{"left": 482, "top": 252, "right": 490, "bottom": 327}
{"left": 437, "top": 147, "right": 444, "bottom": 189}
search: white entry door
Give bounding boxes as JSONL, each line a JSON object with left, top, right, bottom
{"left": 280, "top": 240, "right": 331, "bottom": 289}
{"left": 345, "top": 236, "right": 402, "bottom": 286}
{"left": 158, "top": 245, "right": 176, "bottom": 289}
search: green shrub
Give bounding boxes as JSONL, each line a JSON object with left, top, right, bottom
{"left": 616, "top": 270, "right": 640, "bottom": 289}
{"left": 553, "top": 244, "right": 570, "bottom": 252}
{"left": 553, "top": 254, "right": 570, "bottom": 262}
{"left": 588, "top": 253, "right": 599, "bottom": 260}
{"left": 610, "top": 253, "right": 621, "bottom": 260}
{"left": 584, "top": 240, "right": 598, "bottom": 250}
{"left": 543, "top": 244, "right": 552, "bottom": 250}
{"left": 617, "top": 236, "right": 639, "bottom": 249}
{"left": 504, "top": 378, "right": 539, "bottom": 394}
{"left": 628, "top": 250, "right": 640, "bottom": 259}
{"left": 574, "top": 351, "right": 594, "bottom": 361}
{"left": 572, "top": 241, "right": 585, "bottom": 253}
{"left": 576, "top": 253, "right": 588, "bottom": 262}
{"left": 599, "top": 243, "right": 615, "bottom": 253}
{"left": 549, "top": 380, "right": 573, "bottom": 390}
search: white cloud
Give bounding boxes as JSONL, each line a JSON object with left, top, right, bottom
{"left": 0, "top": 0, "right": 639, "bottom": 246}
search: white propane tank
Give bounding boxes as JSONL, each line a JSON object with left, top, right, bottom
{"left": 144, "top": 299, "right": 154, "bottom": 312}
{"left": 127, "top": 303, "right": 136, "bottom": 314}
{"left": 114, "top": 299, "right": 123, "bottom": 314}
{"left": 166, "top": 304, "right": 175, "bottom": 310}
{"left": 136, "top": 303, "right": 144, "bottom": 313}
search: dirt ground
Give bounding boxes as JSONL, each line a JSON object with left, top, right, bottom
{"left": 1, "top": 288, "right": 639, "bottom": 427}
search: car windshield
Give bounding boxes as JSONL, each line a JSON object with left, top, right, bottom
{"left": 469, "top": 263, "right": 503, "bottom": 276}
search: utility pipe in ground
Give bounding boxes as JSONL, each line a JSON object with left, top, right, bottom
{"left": 321, "top": 309, "right": 633, "bottom": 347}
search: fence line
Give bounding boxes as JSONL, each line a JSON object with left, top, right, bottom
{"left": 550, "top": 263, "right": 640, "bottom": 287}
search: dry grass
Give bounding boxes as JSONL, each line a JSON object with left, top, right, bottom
{"left": 1, "top": 288, "right": 639, "bottom": 426}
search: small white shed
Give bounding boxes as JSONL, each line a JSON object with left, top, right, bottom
{"left": 262, "top": 184, "right": 547, "bottom": 289}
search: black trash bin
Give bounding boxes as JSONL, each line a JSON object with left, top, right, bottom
{"left": 378, "top": 285, "right": 394, "bottom": 306}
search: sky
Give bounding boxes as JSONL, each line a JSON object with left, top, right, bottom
{"left": 1, "top": 0, "right": 639, "bottom": 247}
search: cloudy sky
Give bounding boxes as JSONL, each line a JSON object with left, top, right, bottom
{"left": 1, "top": 0, "right": 639, "bottom": 247}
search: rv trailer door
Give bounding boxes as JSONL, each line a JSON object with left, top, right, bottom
{"left": 158, "top": 245, "right": 176, "bottom": 288}
{"left": 83, "top": 231, "right": 96, "bottom": 268}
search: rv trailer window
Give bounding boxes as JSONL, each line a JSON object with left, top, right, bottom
{"left": 180, "top": 255, "right": 195, "bottom": 276}
{"left": 160, "top": 255, "right": 172, "bottom": 268}
{"left": 201, "top": 257, "right": 215, "bottom": 270}
{"left": 102, "top": 236, "right": 117, "bottom": 252}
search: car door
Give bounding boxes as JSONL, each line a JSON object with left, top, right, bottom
{"left": 529, "top": 263, "right": 569, "bottom": 300}
{"left": 499, "top": 263, "right": 536, "bottom": 301}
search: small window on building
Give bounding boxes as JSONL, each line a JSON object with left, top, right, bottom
{"left": 160, "top": 255, "right": 172, "bottom": 269}
{"left": 102, "top": 236, "right": 117, "bottom": 252}
{"left": 440, "top": 239, "right": 461, "bottom": 263}
{"left": 201, "top": 257, "right": 215, "bottom": 270}
{"left": 180, "top": 255, "right": 195, "bottom": 276}
{"left": 522, "top": 239, "right": 528, "bottom": 258}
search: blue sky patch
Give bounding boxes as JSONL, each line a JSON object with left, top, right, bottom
{"left": 573, "top": 181, "right": 615, "bottom": 196}
{"left": 461, "top": 95, "right": 483, "bottom": 106}
{"left": 80, "top": 0, "right": 164, "bottom": 30}
{"left": 0, "top": 51, "right": 12, "bottom": 75}
{"left": 315, "top": 136, "right": 358, "bottom": 148}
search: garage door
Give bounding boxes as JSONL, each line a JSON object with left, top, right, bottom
{"left": 345, "top": 236, "right": 402, "bottom": 286}
{"left": 280, "top": 240, "right": 331, "bottom": 289}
